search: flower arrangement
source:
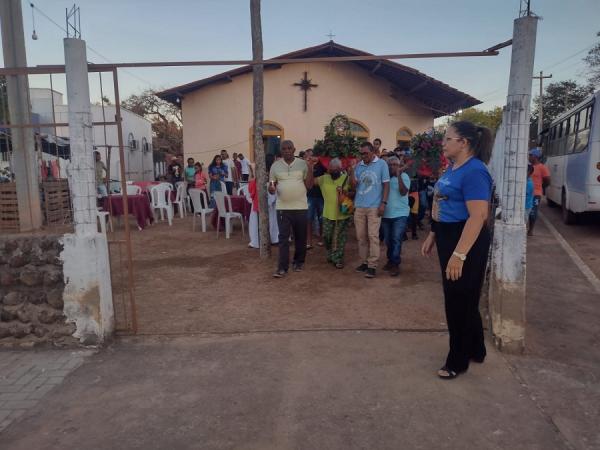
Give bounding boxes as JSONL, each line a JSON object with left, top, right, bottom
{"left": 409, "top": 129, "right": 447, "bottom": 177}
{"left": 313, "top": 114, "right": 362, "bottom": 159}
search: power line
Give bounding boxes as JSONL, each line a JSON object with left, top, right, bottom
{"left": 29, "top": 3, "right": 155, "bottom": 91}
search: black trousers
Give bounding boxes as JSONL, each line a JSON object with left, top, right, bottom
{"left": 277, "top": 210, "right": 308, "bottom": 271}
{"left": 435, "top": 221, "right": 489, "bottom": 373}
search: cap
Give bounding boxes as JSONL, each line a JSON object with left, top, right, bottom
{"left": 529, "top": 147, "right": 542, "bottom": 158}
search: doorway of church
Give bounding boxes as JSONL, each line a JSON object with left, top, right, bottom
{"left": 264, "top": 135, "right": 281, "bottom": 157}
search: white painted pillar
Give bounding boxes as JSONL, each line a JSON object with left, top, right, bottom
{"left": 61, "top": 38, "right": 114, "bottom": 344}
{"left": 64, "top": 38, "right": 97, "bottom": 235}
{"left": 489, "top": 16, "right": 538, "bottom": 353}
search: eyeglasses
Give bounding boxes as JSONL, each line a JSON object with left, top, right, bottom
{"left": 359, "top": 152, "right": 370, "bottom": 156}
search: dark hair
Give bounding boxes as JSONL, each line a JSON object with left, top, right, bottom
{"left": 360, "top": 141, "right": 374, "bottom": 152}
{"left": 209, "top": 154, "right": 222, "bottom": 169}
{"left": 527, "top": 164, "right": 534, "bottom": 175}
{"left": 373, "top": 138, "right": 382, "bottom": 144}
{"left": 450, "top": 121, "right": 493, "bottom": 164}
{"left": 298, "top": 151, "right": 306, "bottom": 159}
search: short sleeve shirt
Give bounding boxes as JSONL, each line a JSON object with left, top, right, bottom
{"left": 223, "top": 159, "right": 235, "bottom": 182}
{"left": 240, "top": 158, "right": 250, "bottom": 175}
{"left": 531, "top": 163, "right": 550, "bottom": 197}
{"left": 384, "top": 173, "right": 411, "bottom": 218}
{"left": 318, "top": 173, "right": 350, "bottom": 220}
{"left": 525, "top": 177, "right": 534, "bottom": 210}
{"left": 209, "top": 165, "right": 227, "bottom": 181}
{"left": 269, "top": 157, "right": 308, "bottom": 210}
{"left": 184, "top": 166, "right": 196, "bottom": 183}
{"left": 354, "top": 157, "right": 390, "bottom": 208}
{"left": 432, "top": 157, "right": 492, "bottom": 223}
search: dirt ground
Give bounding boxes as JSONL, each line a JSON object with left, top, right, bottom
{"left": 109, "top": 215, "right": 446, "bottom": 334}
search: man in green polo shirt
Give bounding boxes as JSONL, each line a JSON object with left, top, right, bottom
{"left": 268, "top": 140, "right": 314, "bottom": 277}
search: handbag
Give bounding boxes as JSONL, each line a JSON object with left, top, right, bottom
{"left": 338, "top": 174, "right": 354, "bottom": 215}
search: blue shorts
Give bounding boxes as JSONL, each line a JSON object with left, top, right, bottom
{"left": 307, "top": 197, "right": 324, "bottom": 223}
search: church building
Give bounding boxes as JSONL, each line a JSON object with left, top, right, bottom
{"left": 158, "top": 41, "right": 480, "bottom": 164}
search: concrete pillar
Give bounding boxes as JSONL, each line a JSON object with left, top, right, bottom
{"left": 61, "top": 38, "right": 114, "bottom": 344}
{"left": 489, "top": 16, "right": 538, "bottom": 353}
{"left": 64, "top": 38, "right": 97, "bottom": 235}
{"left": 0, "top": 0, "right": 42, "bottom": 231}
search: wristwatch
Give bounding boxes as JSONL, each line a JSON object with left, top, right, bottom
{"left": 452, "top": 251, "right": 467, "bottom": 261}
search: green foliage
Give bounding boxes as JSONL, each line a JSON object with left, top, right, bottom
{"left": 453, "top": 107, "right": 503, "bottom": 131}
{"left": 583, "top": 31, "right": 600, "bottom": 87}
{"left": 312, "top": 114, "right": 362, "bottom": 158}
{"left": 532, "top": 80, "right": 594, "bottom": 129}
{"left": 409, "top": 129, "right": 446, "bottom": 175}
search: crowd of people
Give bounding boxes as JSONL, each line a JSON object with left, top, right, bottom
{"left": 263, "top": 120, "right": 495, "bottom": 380}
{"left": 117, "top": 120, "right": 550, "bottom": 381}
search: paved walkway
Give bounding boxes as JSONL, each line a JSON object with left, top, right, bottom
{"left": 0, "top": 350, "right": 94, "bottom": 433}
{"left": 0, "top": 333, "right": 569, "bottom": 450}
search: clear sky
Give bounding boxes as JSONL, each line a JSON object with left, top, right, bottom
{"left": 5, "top": 0, "right": 600, "bottom": 116}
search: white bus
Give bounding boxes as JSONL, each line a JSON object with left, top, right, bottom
{"left": 541, "top": 91, "right": 599, "bottom": 224}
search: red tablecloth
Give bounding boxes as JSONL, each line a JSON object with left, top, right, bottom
{"left": 103, "top": 194, "right": 154, "bottom": 230}
{"left": 210, "top": 195, "right": 251, "bottom": 229}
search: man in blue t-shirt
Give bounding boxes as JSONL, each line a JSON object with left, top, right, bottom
{"left": 381, "top": 156, "right": 411, "bottom": 276}
{"left": 349, "top": 141, "right": 390, "bottom": 278}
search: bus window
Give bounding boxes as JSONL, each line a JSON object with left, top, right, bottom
{"left": 566, "top": 113, "right": 577, "bottom": 154}
{"left": 574, "top": 109, "right": 591, "bottom": 153}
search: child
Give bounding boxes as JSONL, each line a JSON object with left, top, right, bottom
{"left": 525, "top": 164, "right": 534, "bottom": 233}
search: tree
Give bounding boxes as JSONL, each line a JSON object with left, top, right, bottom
{"left": 250, "top": 0, "right": 270, "bottom": 258}
{"left": 453, "top": 107, "right": 503, "bottom": 131}
{"left": 583, "top": 31, "right": 600, "bottom": 87}
{"left": 531, "top": 80, "right": 594, "bottom": 130}
{"left": 121, "top": 89, "right": 183, "bottom": 155}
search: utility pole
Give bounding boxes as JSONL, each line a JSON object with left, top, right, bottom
{"left": 488, "top": 14, "right": 538, "bottom": 353}
{"left": 250, "top": 0, "right": 270, "bottom": 258}
{"left": 533, "top": 70, "right": 552, "bottom": 136}
{"left": 0, "top": 0, "right": 42, "bottom": 231}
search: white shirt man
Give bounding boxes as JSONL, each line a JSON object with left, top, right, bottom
{"left": 220, "top": 150, "right": 236, "bottom": 195}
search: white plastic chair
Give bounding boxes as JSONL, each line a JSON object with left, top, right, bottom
{"left": 96, "top": 210, "right": 112, "bottom": 233}
{"left": 126, "top": 184, "right": 142, "bottom": 196}
{"left": 189, "top": 189, "right": 213, "bottom": 232}
{"left": 173, "top": 182, "right": 187, "bottom": 218}
{"left": 237, "top": 184, "right": 249, "bottom": 197}
{"left": 213, "top": 191, "right": 244, "bottom": 239}
{"left": 150, "top": 183, "right": 174, "bottom": 226}
{"left": 220, "top": 181, "right": 227, "bottom": 194}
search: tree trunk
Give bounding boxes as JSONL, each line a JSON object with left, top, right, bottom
{"left": 250, "top": 0, "right": 270, "bottom": 258}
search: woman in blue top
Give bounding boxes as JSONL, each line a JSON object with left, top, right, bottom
{"left": 208, "top": 154, "right": 227, "bottom": 197}
{"left": 421, "top": 121, "right": 493, "bottom": 379}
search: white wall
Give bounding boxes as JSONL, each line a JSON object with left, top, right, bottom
{"left": 30, "top": 89, "right": 154, "bottom": 181}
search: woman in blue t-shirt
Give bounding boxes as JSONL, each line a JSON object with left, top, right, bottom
{"left": 208, "top": 154, "right": 227, "bottom": 197}
{"left": 421, "top": 121, "right": 493, "bottom": 379}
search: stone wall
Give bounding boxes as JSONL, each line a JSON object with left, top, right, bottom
{"left": 0, "top": 236, "right": 76, "bottom": 346}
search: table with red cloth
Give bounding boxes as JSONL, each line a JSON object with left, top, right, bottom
{"left": 103, "top": 194, "right": 154, "bottom": 230}
{"left": 210, "top": 195, "right": 251, "bottom": 230}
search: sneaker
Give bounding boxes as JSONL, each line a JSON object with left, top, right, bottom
{"left": 355, "top": 263, "right": 368, "bottom": 273}
{"left": 272, "top": 269, "right": 287, "bottom": 278}
{"left": 292, "top": 263, "right": 304, "bottom": 272}
{"left": 382, "top": 262, "right": 393, "bottom": 271}
{"left": 390, "top": 265, "right": 400, "bottom": 277}
{"left": 365, "top": 268, "right": 376, "bottom": 278}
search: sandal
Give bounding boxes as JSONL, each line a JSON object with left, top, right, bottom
{"left": 306, "top": 244, "right": 313, "bottom": 250}
{"left": 437, "top": 366, "right": 459, "bottom": 379}
{"left": 335, "top": 262, "right": 344, "bottom": 269}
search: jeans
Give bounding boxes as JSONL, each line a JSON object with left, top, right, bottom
{"left": 354, "top": 207, "right": 382, "bottom": 269}
{"left": 225, "top": 181, "right": 234, "bottom": 195}
{"left": 307, "top": 196, "right": 324, "bottom": 234}
{"left": 241, "top": 174, "right": 249, "bottom": 182}
{"left": 381, "top": 216, "right": 408, "bottom": 266}
{"left": 277, "top": 210, "right": 308, "bottom": 271}
{"left": 97, "top": 184, "right": 108, "bottom": 198}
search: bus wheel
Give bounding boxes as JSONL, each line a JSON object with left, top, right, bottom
{"left": 561, "top": 191, "right": 577, "bottom": 224}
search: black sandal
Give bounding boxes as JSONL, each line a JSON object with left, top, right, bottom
{"left": 437, "top": 366, "right": 459, "bottom": 379}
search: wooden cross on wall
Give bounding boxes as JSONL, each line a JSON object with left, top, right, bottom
{"left": 293, "top": 72, "right": 318, "bottom": 112}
